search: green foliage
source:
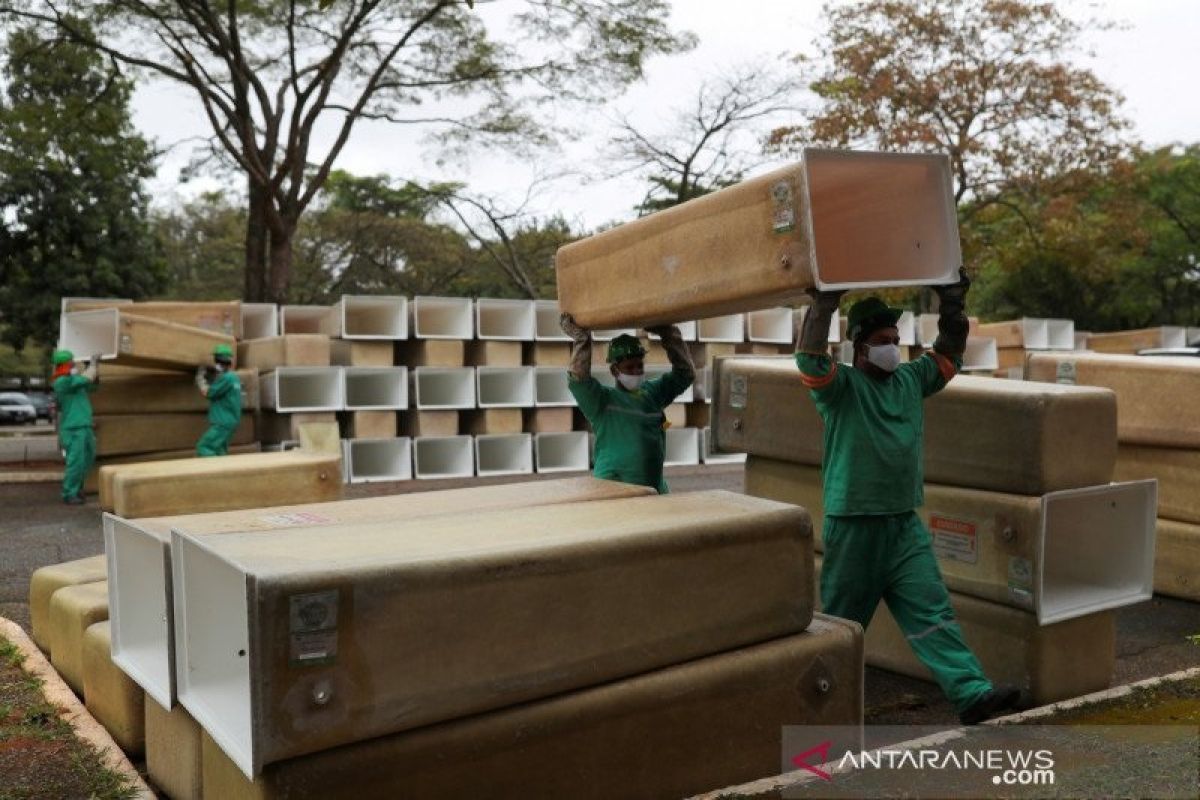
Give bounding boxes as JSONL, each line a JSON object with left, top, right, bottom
{"left": 0, "top": 22, "right": 165, "bottom": 351}
{"left": 153, "top": 192, "right": 246, "bottom": 302}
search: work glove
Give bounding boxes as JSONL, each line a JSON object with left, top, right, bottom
{"left": 560, "top": 313, "right": 593, "bottom": 381}
{"left": 796, "top": 288, "right": 845, "bottom": 353}
{"left": 82, "top": 355, "right": 100, "bottom": 382}
{"left": 932, "top": 268, "right": 971, "bottom": 357}
{"left": 646, "top": 325, "right": 695, "bottom": 383}
{"left": 195, "top": 365, "right": 210, "bottom": 395}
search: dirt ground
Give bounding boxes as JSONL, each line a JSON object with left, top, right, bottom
{"left": 1, "top": 465, "right": 1197, "bottom": 729}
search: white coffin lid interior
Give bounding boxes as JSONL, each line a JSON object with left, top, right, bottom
{"left": 476, "top": 366, "right": 535, "bottom": 408}
{"left": 533, "top": 367, "right": 575, "bottom": 407}
{"left": 344, "top": 437, "right": 412, "bottom": 483}
{"left": 475, "top": 433, "right": 534, "bottom": 476}
{"left": 475, "top": 299, "right": 535, "bottom": 341}
{"left": 412, "top": 367, "right": 475, "bottom": 410}
{"left": 413, "top": 435, "right": 474, "bottom": 478}
{"left": 412, "top": 296, "right": 473, "bottom": 339}
{"left": 343, "top": 367, "right": 408, "bottom": 411}
{"left": 58, "top": 308, "right": 120, "bottom": 358}
{"left": 697, "top": 314, "right": 745, "bottom": 343}
{"left": 338, "top": 295, "right": 408, "bottom": 340}
{"left": 535, "top": 431, "right": 589, "bottom": 472}
{"left": 262, "top": 367, "right": 344, "bottom": 412}
{"left": 533, "top": 299, "right": 570, "bottom": 341}
{"left": 240, "top": 303, "right": 279, "bottom": 340}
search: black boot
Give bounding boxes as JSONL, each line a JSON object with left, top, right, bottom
{"left": 959, "top": 685, "right": 1021, "bottom": 725}
{"left": 63, "top": 495, "right": 85, "bottom": 505}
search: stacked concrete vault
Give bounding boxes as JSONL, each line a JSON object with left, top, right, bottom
{"left": 57, "top": 478, "right": 867, "bottom": 797}
{"left": 714, "top": 356, "right": 1157, "bottom": 707}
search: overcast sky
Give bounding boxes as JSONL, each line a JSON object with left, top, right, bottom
{"left": 134, "top": 0, "right": 1200, "bottom": 231}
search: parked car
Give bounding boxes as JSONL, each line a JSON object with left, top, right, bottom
{"left": 0, "top": 392, "right": 37, "bottom": 425}
{"left": 26, "top": 391, "right": 54, "bottom": 422}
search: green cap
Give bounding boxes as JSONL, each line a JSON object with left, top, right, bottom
{"left": 52, "top": 349, "right": 74, "bottom": 365}
{"left": 606, "top": 334, "right": 646, "bottom": 364}
{"left": 847, "top": 297, "right": 904, "bottom": 342}
{"left": 213, "top": 344, "right": 234, "bottom": 360}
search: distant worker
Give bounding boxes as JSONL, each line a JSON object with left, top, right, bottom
{"left": 51, "top": 349, "right": 99, "bottom": 505}
{"left": 195, "top": 344, "right": 242, "bottom": 457}
{"left": 795, "top": 270, "right": 1020, "bottom": 724}
{"left": 560, "top": 314, "right": 695, "bottom": 493}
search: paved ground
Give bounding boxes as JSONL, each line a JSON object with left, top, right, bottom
{"left": 1, "top": 465, "right": 1196, "bottom": 728}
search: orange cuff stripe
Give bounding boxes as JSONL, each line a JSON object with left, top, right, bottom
{"left": 930, "top": 351, "right": 957, "bottom": 382}
{"left": 799, "top": 362, "right": 838, "bottom": 389}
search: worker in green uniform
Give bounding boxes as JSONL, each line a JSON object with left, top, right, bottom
{"left": 51, "top": 349, "right": 99, "bottom": 505}
{"left": 195, "top": 344, "right": 242, "bottom": 457}
{"left": 560, "top": 314, "right": 695, "bottom": 493}
{"left": 795, "top": 270, "right": 1020, "bottom": 725}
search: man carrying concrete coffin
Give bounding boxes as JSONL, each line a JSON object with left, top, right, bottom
{"left": 194, "top": 343, "right": 242, "bottom": 457}
{"left": 560, "top": 314, "right": 694, "bottom": 493}
{"left": 51, "top": 349, "right": 99, "bottom": 505}
{"left": 795, "top": 270, "right": 1020, "bottom": 724}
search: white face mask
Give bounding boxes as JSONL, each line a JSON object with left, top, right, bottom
{"left": 616, "top": 372, "right": 645, "bottom": 391}
{"left": 865, "top": 343, "right": 902, "bottom": 373}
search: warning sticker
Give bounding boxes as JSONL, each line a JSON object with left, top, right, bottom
{"left": 260, "top": 511, "right": 335, "bottom": 528}
{"left": 1055, "top": 361, "right": 1077, "bottom": 385}
{"left": 730, "top": 375, "right": 748, "bottom": 410}
{"left": 1008, "top": 557, "right": 1034, "bottom": 608}
{"left": 289, "top": 590, "right": 338, "bottom": 667}
{"left": 771, "top": 180, "right": 796, "bottom": 233}
{"left": 929, "top": 514, "right": 978, "bottom": 564}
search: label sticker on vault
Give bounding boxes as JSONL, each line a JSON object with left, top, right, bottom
{"left": 289, "top": 590, "right": 338, "bottom": 667}
{"left": 119, "top": 334, "right": 132, "bottom": 354}
{"left": 1056, "top": 361, "right": 1077, "bottom": 385}
{"left": 929, "top": 514, "right": 977, "bottom": 564}
{"left": 1008, "top": 556, "right": 1034, "bottom": 608}
{"left": 771, "top": 180, "right": 795, "bottom": 233}
{"left": 260, "top": 511, "right": 334, "bottom": 528}
{"left": 730, "top": 375, "right": 748, "bottom": 409}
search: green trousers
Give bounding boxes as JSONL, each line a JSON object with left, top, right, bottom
{"left": 821, "top": 512, "right": 992, "bottom": 714}
{"left": 60, "top": 426, "right": 96, "bottom": 500}
{"left": 196, "top": 424, "right": 234, "bottom": 457}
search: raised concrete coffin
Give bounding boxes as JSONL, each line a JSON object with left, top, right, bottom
{"left": 238, "top": 335, "right": 331, "bottom": 370}
{"left": 146, "top": 695, "right": 204, "bottom": 800}
{"left": 1025, "top": 352, "right": 1200, "bottom": 449}
{"left": 105, "top": 478, "right": 655, "bottom": 708}
{"left": 557, "top": 150, "right": 960, "bottom": 328}
{"left": 1114, "top": 444, "right": 1200, "bottom": 525}
{"left": 66, "top": 300, "right": 242, "bottom": 337}
{"left": 28, "top": 554, "right": 107, "bottom": 653}
{"left": 827, "top": 566, "right": 1117, "bottom": 707}
{"left": 59, "top": 309, "right": 236, "bottom": 370}
{"left": 1086, "top": 327, "right": 1189, "bottom": 354}
{"left": 170, "top": 490, "right": 812, "bottom": 775}
{"left": 94, "top": 412, "right": 254, "bottom": 457}
{"left": 201, "top": 617, "right": 862, "bottom": 797}
{"left": 91, "top": 369, "right": 259, "bottom": 415}
{"left": 101, "top": 451, "right": 342, "bottom": 518}
{"left": 47, "top": 580, "right": 109, "bottom": 694}
{"left": 1154, "top": 518, "right": 1200, "bottom": 602}
{"left": 715, "top": 358, "right": 1118, "bottom": 494}
{"left": 82, "top": 621, "right": 145, "bottom": 757}
{"left": 745, "top": 457, "right": 1157, "bottom": 624}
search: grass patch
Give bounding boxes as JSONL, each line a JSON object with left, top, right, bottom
{"left": 0, "top": 632, "right": 137, "bottom": 800}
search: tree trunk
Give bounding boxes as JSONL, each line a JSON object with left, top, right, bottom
{"left": 244, "top": 179, "right": 269, "bottom": 302}
{"left": 266, "top": 222, "right": 294, "bottom": 304}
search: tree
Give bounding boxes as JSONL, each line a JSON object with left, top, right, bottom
{"left": 3, "top": 1, "right": 694, "bottom": 302}
{"left": 770, "top": 0, "right": 1129, "bottom": 205}
{"left": 154, "top": 192, "right": 247, "bottom": 301}
{"left": 608, "top": 62, "right": 796, "bottom": 215}
{"left": 0, "top": 22, "right": 165, "bottom": 351}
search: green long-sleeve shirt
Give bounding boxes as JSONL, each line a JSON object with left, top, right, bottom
{"left": 795, "top": 350, "right": 960, "bottom": 515}
{"left": 568, "top": 368, "right": 693, "bottom": 493}
{"left": 53, "top": 374, "right": 97, "bottom": 431}
{"left": 206, "top": 370, "right": 243, "bottom": 428}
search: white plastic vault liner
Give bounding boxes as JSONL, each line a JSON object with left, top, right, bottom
{"left": 535, "top": 431, "right": 590, "bottom": 473}
{"left": 961, "top": 337, "right": 999, "bottom": 372}
{"left": 280, "top": 305, "right": 336, "bottom": 336}
{"left": 475, "top": 433, "right": 534, "bottom": 476}
{"left": 664, "top": 427, "right": 700, "bottom": 466}
{"left": 344, "top": 437, "right": 412, "bottom": 484}
{"left": 241, "top": 303, "right": 279, "bottom": 340}
{"left": 746, "top": 307, "right": 795, "bottom": 344}
{"left": 533, "top": 299, "right": 570, "bottom": 341}
{"left": 58, "top": 308, "right": 120, "bottom": 358}
{"left": 169, "top": 491, "right": 812, "bottom": 777}
{"left": 702, "top": 427, "right": 746, "bottom": 464}
{"left": 412, "top": 296, "right": 473, "bottom": 339}
{"left": 261, "top": 368, "right": 344, "bottom": 412}
{"left": 343, "top": 367, "right": 408, "bottom": 411}
{"left": 534, "top": 367, "right": 575, "bottom": 407}
{"left": 1023, "top": 317, "right": 1075, "bottom": 350}
{"left": 1034, "top": 479, "right": 1157, "bottom": 624}
{"left": 896, "top": 310, "right": 917, "bottom": 346}
{"left": 476, "top": 366, "right": 535, "bottom": 408}
{"left": 475, "top": 298, "right": 535, "bottom": 341}
{"left": 411, "top": 367, "right": 475, "bottom": 410}
{"left": 337, "top": 295, "right": 408, "bottom": 339}
{"left": 697, "top": 313, "right": 745, "bottom": 343}
{"left": 646, "top": 320, "right": 699, "bottom": 342}
{"left": 413, "top": 435, "right": 474, "bottom": 479}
